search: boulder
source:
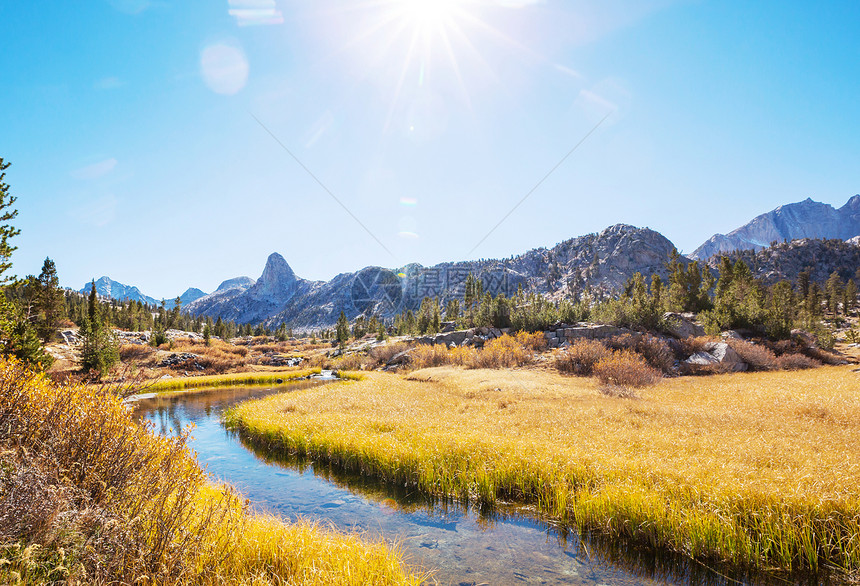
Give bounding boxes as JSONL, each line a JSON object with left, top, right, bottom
{"left": 386, "top": 349, "right": 414, "bottom": 366}
{"left": 663, "top": 312, "right": 705, "bottom": 339}
{"left": 590, "top": 325, "right": 623, "bottom": 339}
{"left": 704, "top": 342, "right": 748, "bottom": 372}
{"left": 791, "top": 329, "right": 817, "bottom": 348}
{"left": 60, "top": 329, "right": 79, "bottom": 345}
{"left": 684, "top": 351, "right": 719, "bottom": 366}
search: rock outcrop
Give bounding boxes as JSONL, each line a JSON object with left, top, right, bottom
{"left": 691, "top": 195, "right": 860, "bottom": 260}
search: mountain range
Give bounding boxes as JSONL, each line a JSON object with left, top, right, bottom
{"left": 185, "top": 223, "right": 680, "bottom": 329}
{"left": 691, "top": 194, "right": 860, "bottom": 260}
{"left": 80, "top": 278, "right": 206, "bottom": 310}
{"left": 79, "top": 194, "right": 860, "bottom": 329}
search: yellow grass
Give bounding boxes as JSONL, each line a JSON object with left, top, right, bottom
{"left": 0, "top": 357, "right": 418, "bottom": 584}
{"left": 147, "top": 369, "right": 321, "bottom": 393}
{"left": 226, "top": 366, "right": 860, "bottom": 578}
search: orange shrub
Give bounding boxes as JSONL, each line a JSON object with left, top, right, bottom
{"left": 411, "top": 344, "right": 451, "bottom": 369}
{"left": 515, "top": 330, "right": 548, "bottom": 351}
{"left": 726, "top": 339, "right": 778, "bottom": 371}
{"left": 679, "top": 336, "right": 715, "bottom": 356}
{"left": 607, "top": 334, "right": 674, "bottom": 373}
{"left": 802, "top": 346, "right": 847, "bottom": 366}
{"left": 593, "top": 350, "right": 661, "bottom": 388}
{"left": 448, "top": 345, "right": 478, "bottom": 366}
{"left": 335, "top": 353, "right": 364, "bottom": 371}
{"left": 306, "top": 354, "right": 335, "bottom": 370}
{"left": 776, "top": 353, "right": 821, "bottom": 371}
{"left": 473, "top": 335, "right": 531, "bottom": 369}
{"left": 368, "top": 342, "right": 412, "bottom": 367}
{"left": 555, "top": 339, "right": 610, "bottom": 376}
{"left": 119, "top": 344, "right": 154, "bottom": 362}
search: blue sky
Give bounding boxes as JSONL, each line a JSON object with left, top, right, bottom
{"left": 2, "top": 0, "right": 858, "bottom": 299}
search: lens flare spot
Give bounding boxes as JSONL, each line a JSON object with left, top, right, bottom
{"left": 399, "top": 197, "right": 418, "bottom": 206}
{"left": 200, "top": 43, "right": 249, "bottom": 95}
{"left": 397, "top": 215, "right": 419, "bottom": 239}
{"left": 228, "top": 0, "right": 283, "bottom": 26}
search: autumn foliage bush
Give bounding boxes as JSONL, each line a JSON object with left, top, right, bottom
{"left": 592, "top": 350, "right": 662, "bottom": 389}
{"left": 410, "top": 344, "right": 451, "bottom": 369}
{"left": 726, "top": 339, "right": 778, "bottom": 371}
{"left": 473, "top": 335, "right": 532, "bottom": 368}
{"left": 514, "top": 330, "right": 548, "bottom": 351}
{"left": 0, "top": 358, "right": 418, "bottom": 585}
{"left": 605, "top": 334, "right": 674, "bottom": 373}
{"left": 775, "top": 353, "right": 821, "bottom": 370}
{"left": 554, "top": 339, "right": 611, "bottom": 375}
{"left": 409, "top": 334, "right": 535, "bottom": 370}
{"left": 367, "top": 342, "right": 411, "bottom": 367}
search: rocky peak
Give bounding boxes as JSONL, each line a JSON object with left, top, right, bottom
{"left": 841, "top": 194, "right": 860, "bottom": 210}
{"left": 249, "top": 253, "right": 299, "bottom": 301}
{"left": 216, "top": 276, "right": 255, "bottom": 292}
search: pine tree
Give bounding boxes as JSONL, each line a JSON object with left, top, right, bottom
{"left": 445, "top": 298, "right": 460, "bottom": 322}
{"left": 796, "top": 270, "right": 810, "bottom": 300}
{"left": 0, "top": 157, "right": 20, "bottom": 284}
{"left": 214, "top": 316, "right": 226, "bottom": 339}
{"left": 336, "top": 311, "right": 349, "bottom": 347}
{"left": 80, "top": 281, "right": 118, "bottom": 378}
{"left": 36, "top": 257, "right": 63, "bottom": 341}
{"left": 844, "top": 280, "right": 858, "bottom": 316}
{"left": 825, "top": 272, "right": 843, "bottom": 315}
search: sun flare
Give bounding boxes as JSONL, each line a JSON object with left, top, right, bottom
{"left": 394, "top": 0, "right": 466, "bottom": 30}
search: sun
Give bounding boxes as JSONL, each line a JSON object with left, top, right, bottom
{"left": 393, "top": 0, "right": 466, "bottom": 31}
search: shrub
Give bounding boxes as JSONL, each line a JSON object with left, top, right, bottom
{"left": 812, "top": 327, "right": 836, "bottom": 351}
{"left": 638, "top": 335, "right": 675, "bottom": 373}
{"left": 726, "top": 339, "right": 778, "bottom": 371}
{"left": 473, "top": 335, "right": 531, "bottom": 369}
{"left": 514, "top": 330, "right": 548, "bottom": 351}
{"left": 606, "top": 334, "right": 675, "bottom": 374}
{"left": 0, "top": 357, "right": 232, "bottom": 582}
{"left": 335, "top": 353, "right": 364, "bottom": 371}
{"left": 119, "top": 343, "right": 155, "bottom": 362}
{"left": 802, "top": 346, "right": 847, "bottom": 366}
{"left": 411, "top": 344, "right": 451, "bottom": 369}
{"left": 776, "top": 353, "right": 821, "bottom": 370}
{"left": 368, "top": 342, "right": 411, "bottom": 367}
{"left": 593, "top": 350, "right": 661, "bottom": 389}
{"left": 769, "top": 339, "right": 799, "bottom": 356}
{"left": 448, "top": 345, "right": 478, "bottom": 366}
{"left": 306, "top": 354, "right": 335, "bottom": 370}
{"left": 555, "top": 339, "right": 611, "bottom": 376}
{"left": 678, "top": 336, "right": 715, "bottom": 357}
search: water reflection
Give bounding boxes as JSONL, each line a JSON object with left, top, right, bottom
{"left": 134, "top": 385, "right": 842, "bottom": 586}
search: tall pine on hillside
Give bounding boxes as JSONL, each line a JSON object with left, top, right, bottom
{"left": 37, "top": 257, "right": 63, "bottom": 341}
{"left": 80, "top": 280, "right": 119, "bottom": 377}
{"left": 0, "top": 157, "right": 51, "bottom": 368}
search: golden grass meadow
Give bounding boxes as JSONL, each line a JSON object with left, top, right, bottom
{"left": 225, "top": 365, "right": 860, "bottom": 579}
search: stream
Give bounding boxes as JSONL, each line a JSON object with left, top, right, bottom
{"left": 132, "top": 381, "right": 810, "bottom": 586}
